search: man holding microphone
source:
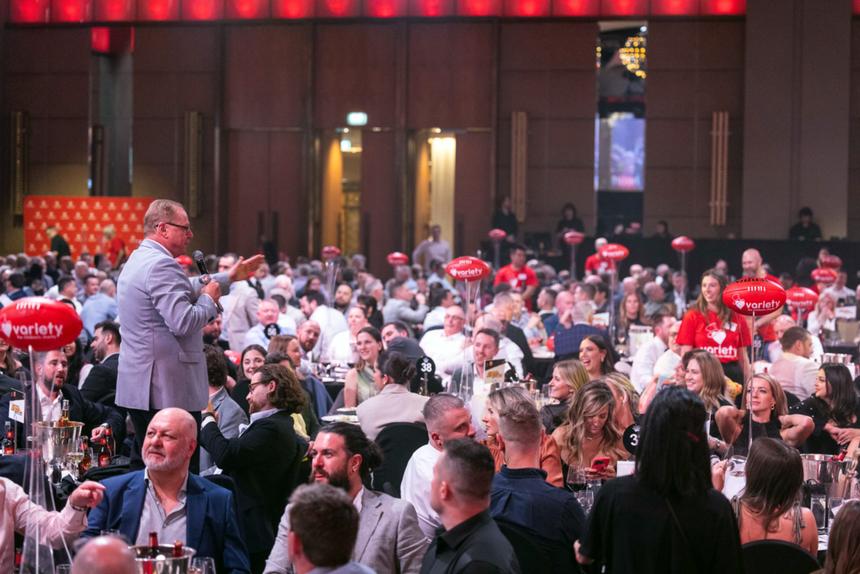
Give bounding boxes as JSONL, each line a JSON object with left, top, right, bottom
{"left": 117, "top": 199, "right": 263, "bottom": 469}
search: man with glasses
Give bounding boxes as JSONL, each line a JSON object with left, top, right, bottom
{"left": 200, "top": 364, "right": 305, "bottom": 572}
{"left": 117, "top": 199, "right": 264, "bottom": 471}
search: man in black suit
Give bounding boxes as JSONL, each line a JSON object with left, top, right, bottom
{"left": 199, "top": 363, "right": 305, "bottom": 573}
{"left": 491, "top": 292, "right": 534, "bottom": 376}
{"left": 80, "top": 321, "right": 121, "bottom": 408}
{"left": 0, "top": 349, "right": 125, "bottom": 450}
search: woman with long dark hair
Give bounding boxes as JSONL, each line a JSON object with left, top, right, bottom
{"left": 677, "top": 269, "right": 751, "bottom": 385}
{"left": 575, "top": 386, "right": 743, "bottom": 573}
{"left": 233, "top": 344, "right": 267, "bottom": 415}
{"left": 355, "top": 350, "right": 428, "bottom": 440}
{"left": 790, "top": 363, "right": 860, "bottom": 454}
{"left": 579, "top": 334, "right": 617, "bottom": 381}
{"left": 735, "top": 438, "right": 817, "bottom": 555}
{"left": 343, "top": 326, "right": 383, "bottom": 408}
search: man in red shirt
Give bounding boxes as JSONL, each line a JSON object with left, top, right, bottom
{"left": 741, "top": 248, "right": 782, "bottom": 355}
{"left": 583, "top": 238, "right": 616, "bottom": 276}
{"left": 494, "top": 245, "right": 538, "bottom": 308}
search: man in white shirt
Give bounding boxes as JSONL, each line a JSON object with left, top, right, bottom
{"left": 769, "top": 326, "right": 819, "bottom": 400}
{"left": 767, "top": 315, "right": 824, "bottom": 363}
{"left": 300, "top": 290, "right": 348, "bottom": 361}
{"left": 823, "top": 271, "right": 855, "bottom": 306}
{"left": 401, "top": 394, "right": 476, "bottom": 538}
{"left": 420, "top": 306, "right": 467, "bottom": 384}
{"left": 243, "top": 299, "right": 297, "bottom": 350}
{"left": 629, "top": 313, "right": 676, "bottom": 393}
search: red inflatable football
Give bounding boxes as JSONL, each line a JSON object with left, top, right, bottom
{"left": 321, "top": 245, "right": 341, "bottom": 260}
{"left": 445, "top": 256, "right": 491, "bottom": 282}
{"left": 722, "top": 277, "right": 786, "bottom": 316}
{"left": 819, "top": 255, "right": 842, "bottom": 270}
{"left": 488, "top": 229, "right": 507, "bottom": 241}
{"left": 386, "top": 252, "right": 409, "bottom": 266}
{"left": 598, "top": 243, "right": 629, "bottom": 262}
{"left": 671, "top": 236, "right": 695, "bottom": 252}
{"left": 785, "top": 286, "right": 819, "bottom": 312}
{"left": 0, "top": 298, "right": 82, "bottom": 351}
{"left": 811, "top": 268, "right": 838, "bottom": 286}
{"left": 564, "top": 231, "right": 585, "bottom": 246}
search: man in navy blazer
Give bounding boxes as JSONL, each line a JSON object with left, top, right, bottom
{"left": 84, "top": 408, "right": 250, "bottom": 574}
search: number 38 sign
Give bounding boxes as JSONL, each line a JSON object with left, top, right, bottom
{"left": 623, "top": 424, "right": 640, "bottom": 455}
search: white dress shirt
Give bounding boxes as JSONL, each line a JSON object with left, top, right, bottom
{"left": 629, "top": 337, "right": 668, "bottom": 393}
{"left": 420, "top": 330, "right": 467, "bottom": 382}
{"left": 400, "top": 443, "right": 441, "bottom": 539}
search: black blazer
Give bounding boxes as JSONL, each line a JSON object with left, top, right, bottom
{"left": 80, "top": 354, "right": 119, "bottom": 407}
{"left": 199, "top": 410, "right": 303, "bottom": 556}
{"left": 505, "top": 323, "right": 535, "bottom": 376}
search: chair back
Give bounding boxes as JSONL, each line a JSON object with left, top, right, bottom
{"left": 372, "top": 422, "right": 427, "bottom": 497}
{"left": 741, "top": 540, "right": 820, "bottom": 574}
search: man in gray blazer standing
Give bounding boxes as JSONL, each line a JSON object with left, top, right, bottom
{"left": 264, "top": 422, "right": 428, "bottom": 574}
{"left": 117, "top": 199, "right": 262, "bottom": 468}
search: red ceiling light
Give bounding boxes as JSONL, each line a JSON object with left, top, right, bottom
{"left": 456, "top": 0, "right": 500, "bottom": 16}
{"left": 226, "top": 0, "right": 270, "bottom": 18}
{"left": 91, "top": 26, "right": 134, "bottom": 53}
{"left": 272, "top": 0, "right": 313, "bottom": 17}
{"left": 138, "top": 0, "right": 179, "bottom": 19}
{"left": 10, "top": 0, "right": 50, "bottom": 22}
{"left": 94, "top": 0, "right": 134, "bottom": 20}
{"left": 51, "top": 0, "right": 92, "bottom": 21}
{"left": 651, "top": 0, "right": 697, "bottom": 15}
{"left": 409, "top": 0, "right": 454, "bottom": 16}
{"left": 600, "top": 0, "right": 646, "bottom": 16}
{"left": 365, "top": 0, "right": 407, "bottom": 16}
{"left": 552, "top": 0, "right": 598, "bottom": 16}
{"left": 700, "top": 0, "right": 744, "bottom": 15}
{"left": 504, "top": 0, "right": 549, "bottom": 17}
{"left": 182, "top": 0, "right": 224, "bottom": 19}
{"left": 317, "top": 0, "right": 360, "bottom": 17}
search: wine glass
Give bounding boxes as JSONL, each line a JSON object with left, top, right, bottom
{"left": 190, "top": 557, "right": 216, "bottom": 574}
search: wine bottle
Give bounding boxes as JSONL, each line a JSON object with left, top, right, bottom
{"left": 79, "top": 436, "right": 92, "bottom": 475}
{"left": 148, "top": 531, "right": 160, "bottom": 559}
{"left": 97, "top": 438, "right": 111, "bottom": 468}
{"left": 104, "top": 425, "right": 115, "bottom": 458}
{"left": 172, "top": 541, "right": 183, "bottom": 558}
{"left": 2, "top": 422, "right": 14, "bottom": 456}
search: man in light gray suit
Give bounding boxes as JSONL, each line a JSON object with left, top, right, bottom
{"left": 264, "top": 423, "right": 428, "bottom": 574}
{"left": 117, "top": 199, "right": 262, "bottom": 468}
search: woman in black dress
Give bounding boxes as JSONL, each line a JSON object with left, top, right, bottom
{"left": 790, "top": 363, "right": 860, "bottom": 454}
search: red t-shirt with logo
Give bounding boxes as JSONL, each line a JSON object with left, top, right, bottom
{"left": 584, "top": 254, "right": 616, "bottom": 275}
{"left": 494, "top": 264, "right": 538, "bottom": 309}
{"left": 677, "top": 308, "right": 752, "bottom": 363}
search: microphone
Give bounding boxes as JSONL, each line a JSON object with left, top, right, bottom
{"left": 192, "top": 250, "right": 223, "bottom": 313}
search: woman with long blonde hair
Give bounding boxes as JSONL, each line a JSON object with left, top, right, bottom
{"left": 541, "top": 359, "right": 589, "bottom": 434}
{"left": 552, "top": 381, "right": 628, "bottom": 478}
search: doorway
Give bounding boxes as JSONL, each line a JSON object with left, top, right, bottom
{"left": 413, "top": 129, "right": 456, "bottom": 251}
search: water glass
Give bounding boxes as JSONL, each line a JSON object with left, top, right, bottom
{"left": 829, "top": 497, "right": 845, "bottom": 524}
{"left": 811, "top": 493, "right": 827, "bottom": 533}
{"left": 190, "top": 557, "right": 217, "bottom": 574}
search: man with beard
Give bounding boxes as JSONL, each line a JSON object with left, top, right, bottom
{"left": 0, "top": 349, "right": 125, "bottom": 450}
{"left": 264, "top": 423, "right": 428, "bottom": 574}
{"left": 80, "top": 321, "right": 122, "bottom": 408}
{"left": 296, "top": 320, "right": 322, "bottom": 369}
{"left": 83, "top": 409, "right": 250, "bottom": 573}
{"left": 200, "top": 364, "right": 305, "bottom": 572}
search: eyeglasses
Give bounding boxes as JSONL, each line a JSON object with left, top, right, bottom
{"left": 162, "top": 221, "right": 193, "bottom": 234}
{"left": 248, "top": 380, "right": 268, "bottom": 392}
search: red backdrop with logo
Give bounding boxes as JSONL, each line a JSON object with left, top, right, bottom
{"left": 23, "top": 196, "right": 155, "bottom": 258}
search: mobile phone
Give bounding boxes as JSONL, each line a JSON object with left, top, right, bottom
{"left": 591, "top": 456, "right": 611, "bottom": 472}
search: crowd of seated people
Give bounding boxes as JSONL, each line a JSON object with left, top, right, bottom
{"left": 2, "top": 227, "right": 860, "bottom": 573}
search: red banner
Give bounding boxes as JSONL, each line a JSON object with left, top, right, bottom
{"left": 24, "top": 195, "right": 154, "bottom": 259}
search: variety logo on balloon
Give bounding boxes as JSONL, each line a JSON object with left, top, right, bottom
{"left": 386, "top": 252, "right": 409, "bottom": 266}
{"left": 598, "top": 243, "right": 629, "bottom": 262}
{"left": 445, "top": 256, "right": 491, "bottom": 282}
{"left": 722, "top": 278, "right": 786, "bottom": 316}
{"left": 0, "top": 297, "right": 83, "bottom": 351}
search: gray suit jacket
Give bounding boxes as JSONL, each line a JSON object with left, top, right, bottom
{"left": 116, "top": 239, "right": 229, "bottom": 411}
{"left": 264, "top": 488, "right": 429, "bottom": 574}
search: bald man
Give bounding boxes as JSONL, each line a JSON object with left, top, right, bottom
{"left": 83, "top": 408, "right": 250, "bottom": 574}
{"left": 740, "top": 248, "right": 783, "bottom": 356}
{"left": 72, "top": 535, "right": 135, "bottom": 574}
